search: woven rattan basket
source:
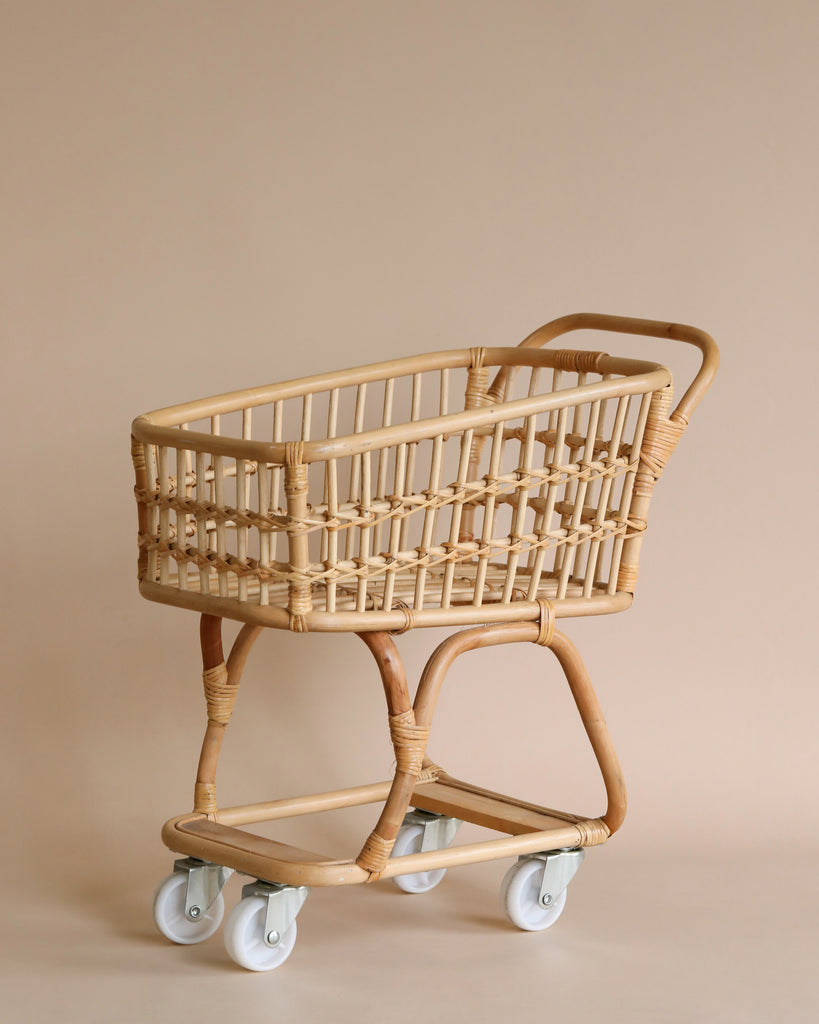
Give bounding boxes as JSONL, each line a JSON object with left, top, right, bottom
{"left": 133, "top": 313, "right": 718, "bottom": 970}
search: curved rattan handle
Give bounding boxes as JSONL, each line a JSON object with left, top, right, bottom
{"left": 490, "top": 313, "right": 719, "bottom": 424}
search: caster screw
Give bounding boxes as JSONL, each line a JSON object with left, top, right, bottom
{"left": 266, "top": 930, "right": 281, "bottom": 946}
{"left": 189, "top": 906, "right": 202, "bottom": 918}
{"left": 541, "top": 893, "right": 553, "bottom": 907}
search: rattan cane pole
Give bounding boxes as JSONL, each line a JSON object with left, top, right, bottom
{"left": 194, "top": 618, "right": 262, "bottom": 816}
{"left": 412, "top": 621, "right": 624, "bottom": 837}
{"left": 355, "top": 632, "right": 431, "bottom": 877}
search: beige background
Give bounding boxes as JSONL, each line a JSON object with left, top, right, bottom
{"left": 2, "top": 1, "right": 817, "bottom": 1021}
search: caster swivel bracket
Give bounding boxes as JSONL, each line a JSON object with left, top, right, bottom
{"left": 403, "top": 808, "right": 462, "bottom": 852}
{"left": 173, "top": 857, "right": 233, "bottom": 921}
{"left": 241, "top": 880, "right": 310, "bottom": 948}
{"left": 527, "top": 848, "right": 585, "bottom": 908}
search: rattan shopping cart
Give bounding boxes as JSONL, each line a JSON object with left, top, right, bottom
{"left": 131, "top": 312, "right": 718, "bottom": 970}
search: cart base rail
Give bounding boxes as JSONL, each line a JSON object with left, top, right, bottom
{"left": 162, "top": 771, "right": 610, "bottom": 888}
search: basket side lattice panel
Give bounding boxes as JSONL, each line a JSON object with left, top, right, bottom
{"left": 132, "top": 354, "right": 668, "bottom": 624}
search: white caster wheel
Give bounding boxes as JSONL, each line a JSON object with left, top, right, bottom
{"left": 224, "top": 896, "right": 298, "bottom": 972}
{"left": 152, "top": 872, "right": 225, "bottom": 944}
{"left": 500, "top": 858, "right": 569, "bottom": 931}
{"left": 391, "top": 823, "right": 447, "bottom": 894}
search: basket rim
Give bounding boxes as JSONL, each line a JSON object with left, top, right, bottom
{"left": 132, "top": 345, "right": 671, "bottom": 465}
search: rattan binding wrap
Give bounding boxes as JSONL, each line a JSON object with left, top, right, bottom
{"left": 534, "top": 598, "right": 556, "bottom": 647}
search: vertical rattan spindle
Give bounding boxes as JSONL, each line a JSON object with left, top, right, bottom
{"left": 441, "top": 427, "right": 474, "bottom": 609}
{"left": 412, "top": 433, "right": 444, "bottom": 611}
{"left": 373, "top": 378, "right": 395, "bottom": 556}
{"left": 556, "top": 397, "right": 602, "bottom": 600}
{"left": 616, "top": 385, "right": 683, "bottom": 595}
{"left": 608, "top": 390, "right": 652, "bottom": 595}
{"left": 383, "top": 442, "right": 407, "bottom": 612}
{"left": 472, "top": 421, "right": 504, "bottom": 606}
{"left": 324, "top": 388, "right": 340, "bottom": 613}
{"left": 346, "top": 384, "right": 368, "bottom": 562}
{"left": 459, "top": 350, "right": 492, "bottom": 544}
{"left": 526, "top": 405, "right": 569, "bottom": 600}
{"left": 130, "top": 436, "right": 149, "bottom": 582}
{"left": 270, "top": 400, "right": 284, "bottom": 573}
{"left": 502, "top": 412, "right": 538, "bottom": 603}
{"left": 175, "top": 441, "right": 188, "bottom": 592}
{"left": 157, "top": 446, "right": 170, "bottom": 587}
{"left": 284, "top": 444, "right": 311, "bottom": 632}
{"left": 257, "top": 460, "right": 271, "bottom": 606}
{"left": 356, "top": 451, "right": 373, "bottom": 613}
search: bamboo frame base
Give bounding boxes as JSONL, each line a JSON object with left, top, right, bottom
{"left": 160, "top": 613, "right": 625, "bottom": 889}
{"left": 161, "top": 771, "right": 610, "bottom": 888}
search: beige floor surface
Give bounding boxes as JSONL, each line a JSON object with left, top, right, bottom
{"left": 3, "top": 843, "right": 815, "bottom": 1024}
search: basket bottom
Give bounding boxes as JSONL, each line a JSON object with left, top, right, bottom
{"left": 154, "top": 560, "right": 610, "bottom": 617}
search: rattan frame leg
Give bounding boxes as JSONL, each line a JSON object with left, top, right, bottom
{"left": 194, "top": 614, "right": 263, "bottom": 817}
{"left": 354, "top": 631, "right": 431, "bottom": 877}
{"left": 411, "top": 621, "right": 626, "bottom": 836}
